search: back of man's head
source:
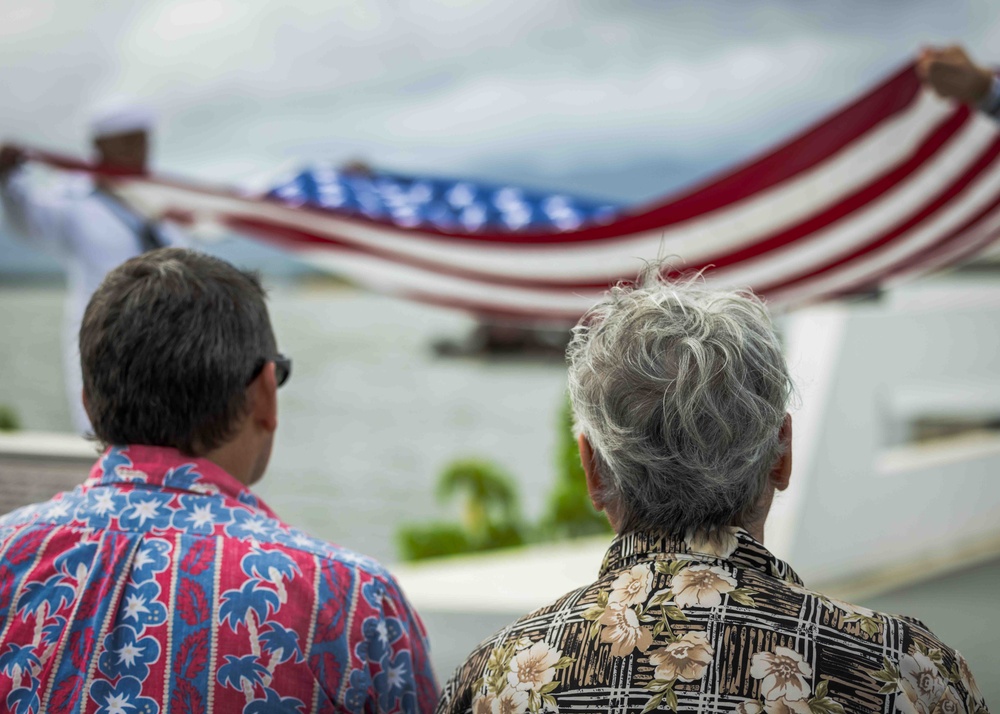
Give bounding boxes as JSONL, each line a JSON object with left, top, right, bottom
{"left": 81, "top": 248, "right": 276, "bottom": 455}
{"left": 567, "top": 274, "right": 792, "bottom": 536}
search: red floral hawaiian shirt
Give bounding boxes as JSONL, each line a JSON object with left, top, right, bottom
{"left": 0, "top": 445, "right": 439, "bottom": 714}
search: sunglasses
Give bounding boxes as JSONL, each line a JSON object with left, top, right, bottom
{"left": 247, "top": 353, "right": 292, "bottom": 388}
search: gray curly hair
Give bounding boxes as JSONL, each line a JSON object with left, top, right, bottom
{"left": 567, "top": 275, "right": 792, "bottom": 536}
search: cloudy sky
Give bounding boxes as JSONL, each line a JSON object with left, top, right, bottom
{"left": 2, "top": 0, "right": 1000, "bottom": 202}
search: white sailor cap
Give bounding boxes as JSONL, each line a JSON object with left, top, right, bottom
{"left": 89, "top": 98, "right": 156, "bottom": 139}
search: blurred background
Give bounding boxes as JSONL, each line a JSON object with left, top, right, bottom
{"left": 1, "top": 0, "right": 998, "bottom": 696}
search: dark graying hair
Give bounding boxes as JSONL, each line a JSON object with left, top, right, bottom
{"left": 566, "top": 275, "right": 792, "bottom": 536}
{"left": 80, "top": 248, "right": 276, "bottom": 455}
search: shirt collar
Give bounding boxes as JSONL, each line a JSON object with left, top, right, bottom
{"left": 600, "top": 527, "right": 803, "bottom": 586}
{"left": 85, "top": 445, "right": 277, "bottom": 517}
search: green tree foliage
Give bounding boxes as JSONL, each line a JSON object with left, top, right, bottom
{"left": 396, "top": 395, "right": 611, "bottom": 562}
{"left": 396, "top": 460, "right": 526, "bottom": 562}
{"left": 0, "top": 404, "right": 20, "bottom": 431}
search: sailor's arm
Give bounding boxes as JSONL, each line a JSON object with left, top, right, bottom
{"left": 917, "top": 45, "right": 1000, "bottom": 118}
{"left": 0, "top": 144, "right": 72, "bottom": 254}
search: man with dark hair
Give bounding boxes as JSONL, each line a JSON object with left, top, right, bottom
{"left": 0, "top": 248, "right": 439, "bottom": 713}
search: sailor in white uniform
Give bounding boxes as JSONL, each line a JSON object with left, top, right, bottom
{"left": 0, "top": 101, "right": 188, "bottom": 434}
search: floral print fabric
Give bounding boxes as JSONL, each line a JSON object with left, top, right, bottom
{"left": 438, "top": 529, "right": 988, "bottom": 714}
{"left": 0, "top": 445, "right": 438, "bottom": 714}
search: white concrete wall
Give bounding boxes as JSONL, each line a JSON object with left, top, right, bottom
{"left": 774, "top": 279, "right": 1000, "bottom": 584}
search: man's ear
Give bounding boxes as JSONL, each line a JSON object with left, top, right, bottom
{"left": 248, "top": 362, "right": 278, "bottom": 433}
{"left": 578, "top": 433, "right": 604, "bottom": 512}
{"left": 770, "top": 413, "right": 793, "bottom": 492}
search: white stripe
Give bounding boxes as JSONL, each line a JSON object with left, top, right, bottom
{"left": 296, "top": 249, "right": 600, "bottom": 316}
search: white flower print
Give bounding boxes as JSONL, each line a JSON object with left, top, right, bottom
{"left": 672, "top": 565, "right": 737, "bottom": 609}
{"left": 598, "top": 604, "right": 653, "bottom": 658}
{"left": 507, "top": 641, "right": 561, "bottom": 693}
{"left": 608, "top": 564, "right": 653, "bottom": 607}
{"left": 491, "top": 689, "right": 529, "bottom": 714}
{"left": 936, "top": 688, "right": 963, "bottom": 714}
{"left": 749, "top": 647, "right": 813, "bottom": 702}
{"left": 648, "top": 630, "right": 714, "bottom": 682}
{"left": 896, "top": 652, "right": 945, "bottom": 714}
{"left": 736, "top": 702, "right": 764, "bottom": 714}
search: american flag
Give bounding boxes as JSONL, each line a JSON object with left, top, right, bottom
{"left": 30, "top": 62, "right": 1000, "bottom": 324}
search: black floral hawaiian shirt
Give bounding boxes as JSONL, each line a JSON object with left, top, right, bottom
{"left": 438, "top": 528, "right": 989, "bottom": 714}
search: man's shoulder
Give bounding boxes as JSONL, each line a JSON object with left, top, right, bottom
{"left": 229, "top": 519, "right": 394, "bottom": 579}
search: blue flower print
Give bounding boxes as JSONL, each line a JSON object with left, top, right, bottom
{"left": 244, "top": 688, "right": 304, "bottom": 713}
{"left": 217, "top": 654, "right": 268, "bottom": 694}
{"left": 171, "top": 496, "right": 232, "bottom": 535}
{"left": 118, "top": 492, "right": 175, "bottom": 532}
{"left": 120, "top": 580, "right": 168, "bottom": 631}
{"left": 236, "top": 490, "right": 264, "bottom": 511}
{"left": 361, "top": 616, "right": 403, "bottom": 663}
{"left": 226, "top": 509, "right": 278, "bottom": 541}
{"left": 362, "top": 579, "right": 386, "bottom": 609}
{"left": 90, "top": 676, "right": 158, "bottom": 714}
{"left": 98, "top": 624, "right": 161, "bottom": 681}
{"left": 343, "top": 668, "right": 373, "bottom": 714}
{"left": 74, "top": 488, "right": 126, "bottom": 530}
{"left": 54, "top": 541, "right": 99, "bottom": 582}
{"left": 130, "top": 539, "right": 171, "bottom": 583}
{"left": 374, "top": 651, "right": 415, "bottom": 713}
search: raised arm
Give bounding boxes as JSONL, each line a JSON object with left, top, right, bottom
{"left": 0, "top": 144, "right": 73, "bottom": 256}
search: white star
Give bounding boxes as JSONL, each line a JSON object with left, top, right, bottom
{"left": 133, "top": 548, "right": 154, "bottom": 571}
{"left": 292, "top": 532, "right": 313, "bottom": 547}
{"left": 93, "top": 491, "right": 116, "bottom": 515}
{"left": 386, "top": 661, "right": 408, "bottom": 690}
{"left": 47, "top": 501, "right": 71, "bottom": 518}
{"left": 104, "top": 692, "right": 133, "bottom": 714}
{"left": 244, "top": 519, "right": 268, "bottom": 534}
{"left": 188, "top": 504, "right": 215, "bottom": 529}
{"left": 130, "top": 500, "right": 161, "bottom": 526}
{"left": 123, "top": 594, "right": 151, "bottom": 622}
{"left": 375, "top": 621, "right": 388, "bottom": 644}
{"left": 116, "top": 642, "right": 143, "bottom": 668}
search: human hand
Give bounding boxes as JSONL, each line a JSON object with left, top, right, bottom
{"left": 917, "top": 45, "right": 994, "bottom": 104}
{"left": 0, "top": 144, "right": 26, "bottom": 178}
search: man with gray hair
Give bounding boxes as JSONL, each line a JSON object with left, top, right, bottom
{"left": 438, "top": 278, "right": 988, "bottom": 714}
